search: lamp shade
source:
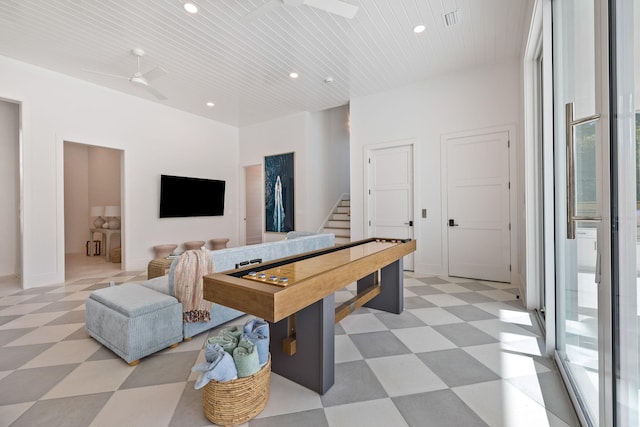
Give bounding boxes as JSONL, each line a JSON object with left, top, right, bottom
{"left": 104, "top": 205, "right": 121, "bottom": 217}
{"left": 90, "top": 206, "right": 105, "bottom": 217}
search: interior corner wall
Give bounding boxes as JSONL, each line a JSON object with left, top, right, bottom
{"left": 0, "top": 99, "right": 19, "bottom": 277}
{"left": 239, "top": 106, "right": 351, "bottom": 242}
{"left": 63, "top": 142, "right": 89, "bottom": 254}
{"left": 0, "top": 55, "right": 240, "bottom": 288}
{"left": 88, "top": 145, "right": 122, "bottom": 250}
{"left": 349, "top": 61, "right": 522, "bottom": 276}
{"left": 307, "top": 104, "right": 350, "bottom": 231}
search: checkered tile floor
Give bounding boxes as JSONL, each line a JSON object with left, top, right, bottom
{"left": 0, "top": 270, "right": 579, "bottom": 426}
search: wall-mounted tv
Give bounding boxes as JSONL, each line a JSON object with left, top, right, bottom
{"left": 159, "top": 174, "right": 225, "bottom": 218}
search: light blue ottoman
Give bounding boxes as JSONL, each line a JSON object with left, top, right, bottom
{"left": 85, "top": 283, "right": 183, "bottom": 365}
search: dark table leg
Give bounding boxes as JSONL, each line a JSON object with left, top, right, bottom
{"left": 359, "top": 258, "right": 404, "bottom": 314}
{"left": 269, "top": 293, "right": 335, "bottom": 394}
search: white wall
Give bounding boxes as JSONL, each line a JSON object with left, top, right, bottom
{"left": 636, "top": 0, "right": 640, "bottom": 109}
{"left": 240, "top": 105, "right": 350, "bottom": 242}
{"left": 88, "top": 146, "right": 121, "bottom": 210}
{"left": 0, "top": 55, "right": 239, "bottom": 288}
{"left": 0, "top": 99, "right": 19, "bottom": 277}
{"left": 240, "top": 112, "right": 307, "bottom": 242}
{"left": 350, "top": 61, "right": 522, "bottom": 277}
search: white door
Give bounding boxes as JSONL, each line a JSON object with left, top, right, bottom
{"left": 245, "top": 165, "right": 262, "bottom": 245}
{"left": 368, "top": 144, "right": 414, "bottom": 270}
{"left": 446, "top": 131, "right": 510, "bottom": 282}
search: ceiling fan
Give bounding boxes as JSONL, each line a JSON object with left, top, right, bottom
{"left": 243, "top": 0, "right": 359, "bottom": 22}
{"left": 84, "top": 48, "right": 168, "bottom": 100}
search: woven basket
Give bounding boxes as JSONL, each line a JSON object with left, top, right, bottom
{"left": 203, "top": 355, "right": 271, "bottom": 426}
{"left": 110, "top": 247, "right": 121, "bottom": 263}
{"left": 147, "top": 258, "right": 173, "bottom": 279}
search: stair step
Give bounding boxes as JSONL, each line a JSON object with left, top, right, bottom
{"left": 334, "top": 236, "right": 351, "bottom": 244}
{"left": 339, "top": 200, "right": 351, "bottom": 207}
{"left": 327, "top": 220, "right": 350, "bottom": 228}
{"left": 324, "top": 227, "right": 350, "bottom": 238}
{"left": 335, "top": 206, "right": 350, "bottom": 214}
{"left": 332, "top": 213, "right": 350, "bottom": 221}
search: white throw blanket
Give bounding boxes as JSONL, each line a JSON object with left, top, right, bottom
{"left": 173, "top": 249, "right": 214, "bottom": 323}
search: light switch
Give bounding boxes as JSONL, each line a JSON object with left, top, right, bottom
{"left": 422, "top": 209, "right": 427, "bottom": 218}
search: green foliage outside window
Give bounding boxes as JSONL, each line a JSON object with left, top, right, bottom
{"left": 575, "top": 121, "right": 596, "bottom": 216}
{"left": 574, "top": 114, "right": 640, "bottom": 214}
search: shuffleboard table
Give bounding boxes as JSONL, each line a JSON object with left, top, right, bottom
{"left": 202, "top": 237, "right": 417, "bottom": 394}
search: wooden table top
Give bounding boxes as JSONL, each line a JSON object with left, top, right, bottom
{"left": 241, "top": 240, "right": 397, "bottom": 287}
{"left": 203, "top": 238, "right": 416, "bottom": 323}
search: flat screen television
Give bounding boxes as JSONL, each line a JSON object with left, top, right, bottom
{"left": 159, "top": 174, "right": 225, "bottom": 218}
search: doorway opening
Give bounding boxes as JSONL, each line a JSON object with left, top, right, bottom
{"left": 0, "top": 98, "right": 21, "bottom": 293}
{"left": 64, "top": 142, "right": 123, "bottom": 281}
{"left": 245, "top": 164, "right": 263, "bottom": 245}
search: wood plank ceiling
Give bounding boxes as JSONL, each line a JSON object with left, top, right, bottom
{"left": 0, "top": 0, "right": 532, "bottom": 126}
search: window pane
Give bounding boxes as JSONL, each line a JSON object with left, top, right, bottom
{"left": 576, "top": 121, "right": 597, "bottom": 217}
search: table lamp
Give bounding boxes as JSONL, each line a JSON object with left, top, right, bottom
{"left": 90, "top": 206, "right": 105, "bottom": 228}
{"left": 104, "top": 205, "right": 121, "bottom": 229}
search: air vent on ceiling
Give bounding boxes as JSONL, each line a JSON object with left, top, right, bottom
{"left": 443, "top": 10, "right": 459, "bottom": 27}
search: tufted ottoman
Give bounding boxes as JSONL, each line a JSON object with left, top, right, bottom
{"left": 85, "top": 283, "right": 183, "bottom": 365}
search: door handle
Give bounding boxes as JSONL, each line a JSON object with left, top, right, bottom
{"left": 448, "top": 219, "right": 458, "bottom": 227}
{"left": 565, "top": 102, "right": 601, "bottom": 240}
{"left": 403, "top": 221, "right": 413, "bottom": 226}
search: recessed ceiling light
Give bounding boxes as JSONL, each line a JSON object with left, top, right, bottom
{"left": 413, "top": 24, "right": 426, "bottom": 34}
{"left": 183, "top": 2, "right": 198, "bottom": 14}
{"left": 289, "top": 72, "right": 299, "bottom": 79}
{"left": 206, "top": 101, "right": 215, "bottom": 107}
{"left": 324, "top": 76, "right": 334, "bottom": 84}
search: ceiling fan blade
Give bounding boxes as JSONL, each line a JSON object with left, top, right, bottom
{"left": 82, "top": 69, "right": 129, "bottom": 79}
{"left": 242, "top": 0, "right": 281, "bottom": 22}
{"left": 142, "top": 66, "right": 167, "bottom": 82}
{"left": 141, "top": 84, "right": 168, "bottom": 101}
{"left": 303, "top": 0, "right": 358, "bottom": 18}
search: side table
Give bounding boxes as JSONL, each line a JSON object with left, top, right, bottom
{"left": 210, "top": 238, "right": 229, "bottom": 250}
{"left": 89, "top": 228, "right": 121, "bottom": 262}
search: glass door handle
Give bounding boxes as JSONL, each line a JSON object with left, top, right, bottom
{"left": 565, "top": 102, "right": 601, "bottom": 239}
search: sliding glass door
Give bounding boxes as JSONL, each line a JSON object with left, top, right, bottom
{"left": 549, "top": 0, "right": 640, "bottom": 424}
{"left": 552, "top": 0, "right": 613, "bottom": 424}
{"left": 612, "top": 1, "right": 639, "bottom": 425}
